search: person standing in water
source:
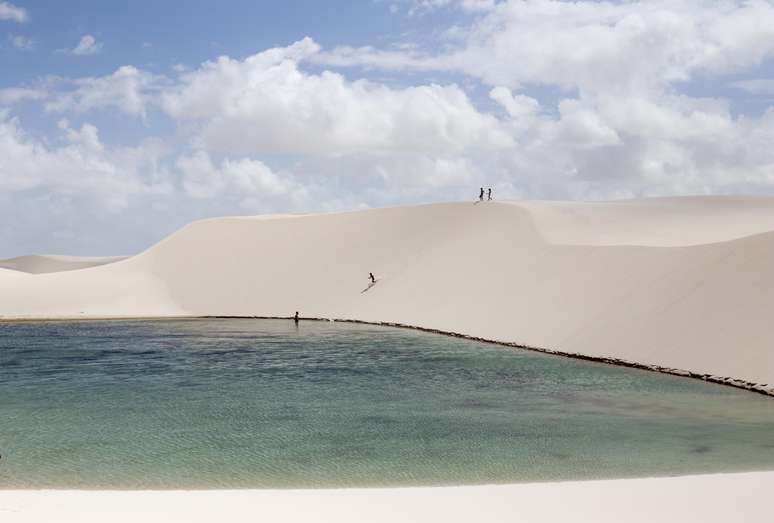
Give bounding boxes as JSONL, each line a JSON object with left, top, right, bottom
{"left": 487, "top": 188, "right": 492, "bottom": 201}
{"left": 479, "top": 187, "right": 484, "bottom": 201}
{"left": 369, "top": 272, "right": 376, "bottom": 284}
{"left": 294, "top": 311, "right": 299, "bottom": 325}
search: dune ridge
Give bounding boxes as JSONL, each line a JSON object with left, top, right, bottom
{"left": 0, "top": 254, "right": 127, "bottom": 274}
{"left": 1, "top": 196, "right": 773, "bottom": 391}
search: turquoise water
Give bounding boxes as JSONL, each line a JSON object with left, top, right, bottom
{"left": 1, "top": 319, "right": 773, "bottom": 489}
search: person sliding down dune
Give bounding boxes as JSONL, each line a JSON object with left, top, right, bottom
{"left": 369, "top": 272, "right": 376, "bottom": 284}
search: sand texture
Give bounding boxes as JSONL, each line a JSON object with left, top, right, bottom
{"left": 1, "top": 472, "right": 772, "bottom": 523}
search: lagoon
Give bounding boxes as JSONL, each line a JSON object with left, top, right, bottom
{"left": 1, "top": 319, "right": 773, "bottom": 489}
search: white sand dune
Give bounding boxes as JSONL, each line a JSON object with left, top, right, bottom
{"left": 3, "top": 195, "right": 774, "bottom": 522}
{"left": 0, "top": 254, "right": 127, "bottom": 274}
{"left": 1, "top": 196, "right": 772, "bottom": 389}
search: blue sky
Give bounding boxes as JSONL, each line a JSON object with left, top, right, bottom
{"left": 2, "top": 1, "right": 468, "bottom": 81}
{"left": 2, "top": 0, "right": 774, "bottom": 257}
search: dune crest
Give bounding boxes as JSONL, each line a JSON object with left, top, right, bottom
{"left": 2, "top": 196, "right": 773, "bottom": 390}
{"left": 520, "top": 196, "right": 774, "bottom": 247}
{"left": 0, "top": 254, "right": 127, "bottom": 274}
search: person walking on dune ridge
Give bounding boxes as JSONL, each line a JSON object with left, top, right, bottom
{"left": 488, "top": 188, "right": 492, "bottom": 201}
{"left": 479, "top": 187, "right": 484, "bottom": 201}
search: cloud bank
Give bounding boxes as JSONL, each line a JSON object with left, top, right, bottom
{"left": 2, "top": 0, "right": 774, "bottom": 256}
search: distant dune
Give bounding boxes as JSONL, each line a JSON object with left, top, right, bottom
{"left": 0, "top": 254, "right": 127, "bottom": 274}
{"left": 2, "top": 196, "right": 773, "bottom": 391}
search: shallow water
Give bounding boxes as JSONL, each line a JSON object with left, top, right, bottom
{"left": 1, "top": 319, "right": 773, "bottom": 489}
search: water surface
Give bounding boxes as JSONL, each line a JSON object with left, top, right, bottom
{"left": 1, "top": 319, "right": 773, "bottom": 488}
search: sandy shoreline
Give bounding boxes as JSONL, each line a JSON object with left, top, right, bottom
{"left": 2, "top": 472, "right": 773, "bottom": 522}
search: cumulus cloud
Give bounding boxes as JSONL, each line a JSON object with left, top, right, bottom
{"left": 0, "top": 115, "right": 173, "bottom": 255}
{"left": 0, "top": 112, "right": 321, "bottom": 256}
{"left": 309, "top": 0, "right": 774, "bottom": 198}
{"left": 326, "top": 0, "right": 774, "bottom": 96}
{"left": 0, "top": 1, "right": 26, "bottom": 23}
{"left": 311, "top": 45, "right": 430, "bottom": 71}
{"left": 46, "top": 65, "right": 163, "bottom": 117}
{"left": 0, "top": 114, "right": 165, "bottom": 200}
{"left": 71, "top": 34, "right": 102, "bottom": 55}
{"left": 0, "top": 87, "right": 47, "bottom": 105}
{"left": 177, "top": 150, "right": 309, "bottom": 209}
{"left": 161, "top": 37, "right": 512, "bottom": 155}
{"left": 446, "top": 0, "right": 774, "bottom": 94}
{"left": 489, "top": 86, "right": 539, "bottom": 119}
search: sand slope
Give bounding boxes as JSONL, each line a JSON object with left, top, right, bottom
{"left": 0, "top": 255, "right": 126, "bottom": 274}
{"left": 1, "top": 196, "right": 773, "bottom": 388}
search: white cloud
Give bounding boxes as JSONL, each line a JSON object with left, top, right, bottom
{"left": 327, "top": 1, "right": 774, "bottom": 96}
{"left": 0, "top": 114, "right": 182, "bottom": 255}
{"left": 395, "top": 0, "right": 496, "bottom": 16}
{"left": 0, "top": 1, "right": 26, "bottom": 23}
{"left": 162, "top": 38, "right": 513, "bottom": 155}
{"left": 312, "top": 45, "right": 429, "bottom": 70}
{"left": 0, "top": 115, "right": 164, "bottom": 197}
{"left": 0, "top": 87, "right": 47, "bottom": 105}
{"left": 0, "top": 112, "right": 319, "bottom": 256}
{"left": 306, "top": 0, "right": 774, "bottom": 199}
{"left": 409, "top": 0, "right": 453, "bottom": 15}
{"left": 9, "top": 34, "right": 34, "bottom": 50}
{"left": 447, "top": 0, "right": 774, "bottom": 94}
{"left": 46, "top": 66, "right": 162, "bottom": 117}
{"left": 553, "top": 99, "right": 621, "bottom": 149}
{"left": 489, "top": 86, "right": 539, "bottom": 119}
{"left": 71, "top": 34, "right": 102, "bottom": 55}
{"left": 460, "top": 0, "right": 496, "bottom": 11}
{"left": 177, "top": 150, "right": 308, "bottom": 209}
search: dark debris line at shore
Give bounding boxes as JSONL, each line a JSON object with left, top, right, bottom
{"left": 202, "top": 315, "right": 774, "bottom": 398}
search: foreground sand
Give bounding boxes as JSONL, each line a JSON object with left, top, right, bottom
{"left": 1, "top": 472, "right": 772, "bottom": 523}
